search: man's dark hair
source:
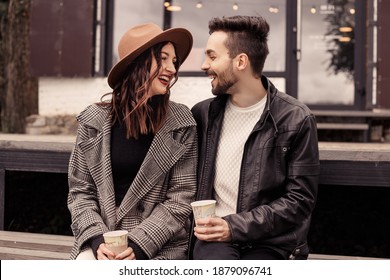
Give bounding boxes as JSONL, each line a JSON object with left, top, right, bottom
{"left": 208, "top": 15, "right": 269, "bottom": 77}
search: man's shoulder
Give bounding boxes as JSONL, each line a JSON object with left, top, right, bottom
{"left": 192, "top": 97, "right": 214, "bottom": 111}
{"left": 264, "top": 75, "right": 313, "bottom": 117}
{"left": 273, "top": 91, "right": 313, "bottom": 116}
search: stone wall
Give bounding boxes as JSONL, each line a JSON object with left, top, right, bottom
{"left": 25, "top": 114, "right": 78, "bottom": 135}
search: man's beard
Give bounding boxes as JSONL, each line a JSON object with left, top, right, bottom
{"left": 209, "top": 64, "right": 238, "bottom": 96}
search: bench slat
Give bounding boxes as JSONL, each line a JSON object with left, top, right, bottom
{"left": 317, "top": 123, "right": 369, "bottom": 130}
{"left": 0, "top": 231, "right": 74, "bottom": 246}
{"left": 0, "top": 246, "right": 70, "bottom": 260}
{"left": 0, "top": 230, "right": 73, "bottom": 260}
{"left": 308, "top": 253, "right": 385, "bottom": 260}
{"left": 0, "top": 239, "right": 72, "bottom": 253}
{"left": 0, "top": 230, "right": 387, "bottom": 260}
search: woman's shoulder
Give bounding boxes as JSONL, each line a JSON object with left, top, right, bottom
{"left": 167, "top": 100, "right": 192, "bottom": 116}
{"left": 168, "top": 100, "right": 190, "bottom": 112}
{"left": 76, "top": 103, "right": 111, "bottom": 128}
{"left": 167, "top": 101, "right": 196, "bottom": 128}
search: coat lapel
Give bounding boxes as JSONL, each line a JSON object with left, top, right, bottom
{"left": 76, "top": 102, "right": 194, "bottom": 227}
{"left": 116, "top": 113, "right": 188, "bottom": 222}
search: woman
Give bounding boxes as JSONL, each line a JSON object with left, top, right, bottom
{"left": 67, "top": 23, "right": 197, "bottom": 260}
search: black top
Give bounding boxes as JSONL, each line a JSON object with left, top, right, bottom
{"left": 88, "top": 121, "right": 154, "bottom": 260}
{"left": 110, "top": 121, "right": 154, "bottom": 206}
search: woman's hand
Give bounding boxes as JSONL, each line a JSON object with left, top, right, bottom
{"left": 114, "top": 247, "right": 137, "bottom": 260}
{"left": 97, "top": 243, "right": 136, "bottom": 260}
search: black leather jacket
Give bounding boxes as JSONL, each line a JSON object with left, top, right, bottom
{"left": 190, "top": 76, "right": 320, "bottom": 259}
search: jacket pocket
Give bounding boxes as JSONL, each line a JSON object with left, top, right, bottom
{"left": 276, "top": 143, "right": 290, "bottom": 178}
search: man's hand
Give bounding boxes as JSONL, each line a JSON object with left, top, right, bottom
{"left": 97, "top": 243, "right": 136, "bottom": 260}
{"left": 194, "top": 217, "right": 231, "bottom": 242}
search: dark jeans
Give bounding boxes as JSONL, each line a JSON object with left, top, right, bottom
{"left": 193, "top": 239, "right": 287, "bottom": 260}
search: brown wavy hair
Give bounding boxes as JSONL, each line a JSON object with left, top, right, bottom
{"left": 102, "top": 42, "right": 180, "bottom": 139}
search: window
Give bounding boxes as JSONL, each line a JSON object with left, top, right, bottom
{"left": 109, "top": 0, "right": 377, "bottom": 110}
{"left": 170, "top": 0, "right": 286, "bottom": 73}
{"left": 297, "top": 0, "right": 360, "bottom": 107}
{"left": 111, "top": 0, "right": 164, "bottom": 66}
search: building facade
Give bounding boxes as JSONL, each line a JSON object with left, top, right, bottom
{"left": 29, "top": 0, "right": 390, "bottom": 116}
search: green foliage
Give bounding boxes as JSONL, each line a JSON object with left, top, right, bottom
{"left": 0, "top": 2, "right": 8, "bottom": 14}
{"left": 324, "top": 0, "right": 355, "bottom": 81}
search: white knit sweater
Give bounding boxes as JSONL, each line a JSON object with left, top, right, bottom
{"left": 214, "top": 96, "right": 266, "bottom": 217}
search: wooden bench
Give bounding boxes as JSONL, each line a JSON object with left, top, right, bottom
{"left": 308, "top": 253, "right": 386, "bottom": 260}
{"left": 316, "top": 122, "right": 370, "bottom": 142}
{"left": 1, "top": 135, "right": 390, "bottom": 260}
{"left": 0, "top": 230, "right": 387, "bottom": 260}
{"left": 0, "top": 230, "right": 74, "bottom": 260}
{"left": 313, "top": 109, "right": 390, "bottom": 142}
{"left": 316, "top": 122, "right": 369, "bottom": 131}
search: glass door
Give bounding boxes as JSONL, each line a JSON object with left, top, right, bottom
{"left": 296, "top": 0, "right": 365, "bottom": 109}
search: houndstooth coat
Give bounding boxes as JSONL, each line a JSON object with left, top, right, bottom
{"left": 67, "top": 101, "right": 197, "bottom": 260}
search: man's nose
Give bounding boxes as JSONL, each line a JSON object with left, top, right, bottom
{"left": 201, "top": 60, "right": 209, "bottom": 71}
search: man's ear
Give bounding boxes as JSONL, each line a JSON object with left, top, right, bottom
{"left": 235, "top": 53, "right": 249, "bottom": 70}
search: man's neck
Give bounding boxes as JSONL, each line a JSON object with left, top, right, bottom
{"left": 229, "top": 77, "right": 267, "bottom": 108}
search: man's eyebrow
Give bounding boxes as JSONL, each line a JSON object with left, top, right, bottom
{"left": 205, "top": 49, "right": 215, "bottom": 56}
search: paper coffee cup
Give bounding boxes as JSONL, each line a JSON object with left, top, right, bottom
{"left": 191, "top": 200, "right": 216, "bottom": 219}
{"left": 103, "top": 230, "right": 128, "bottom": 255}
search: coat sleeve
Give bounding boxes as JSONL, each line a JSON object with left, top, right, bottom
{"left": 67, "top": 124, "right": 109, "bottom": 252}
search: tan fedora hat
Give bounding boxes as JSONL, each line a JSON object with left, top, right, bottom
{"left": 107, "top": 23, "right": 193, "bottom": 89}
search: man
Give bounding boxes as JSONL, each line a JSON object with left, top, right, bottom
{"left": 190, "top": 15, "right": 320, "bottom": 260}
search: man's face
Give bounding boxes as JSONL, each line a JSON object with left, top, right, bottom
{"left": 201, "top": 31, "right": 238, "bottom": 96}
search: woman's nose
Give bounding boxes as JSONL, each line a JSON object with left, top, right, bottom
{"left": 166, "top": 62, "right": 176, "bottom": 73}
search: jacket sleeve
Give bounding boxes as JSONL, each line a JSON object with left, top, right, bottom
{"left": 67, "top": 124, "right": 109, "bottom": 251}
{"left": 223, "top": 114, "right": 320, "bottom": 243}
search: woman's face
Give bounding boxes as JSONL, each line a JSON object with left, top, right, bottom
{"left": 148, "top": 42, "right": 177, "bottom": 97}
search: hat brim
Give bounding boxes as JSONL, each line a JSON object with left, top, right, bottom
{"left": 107, "top": 28, "right": 193, "bottom": 89}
